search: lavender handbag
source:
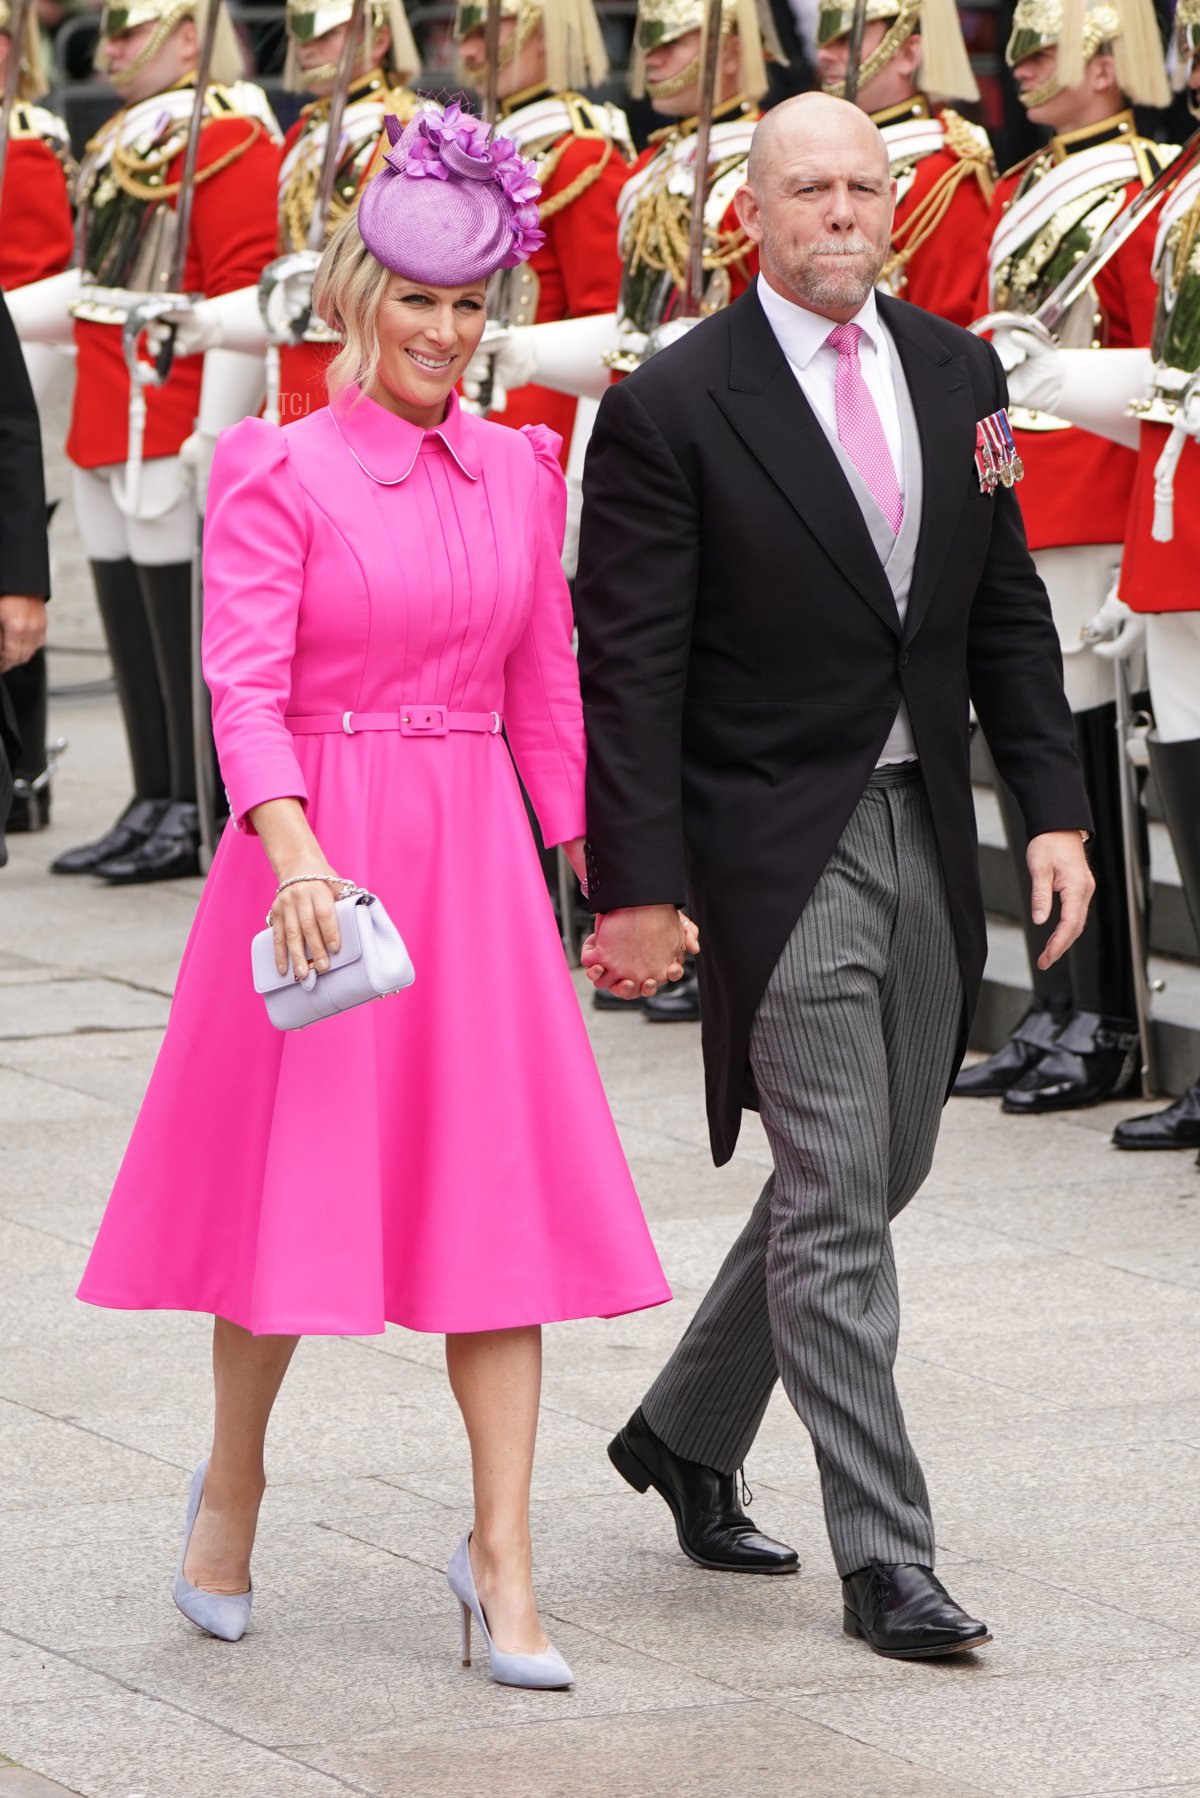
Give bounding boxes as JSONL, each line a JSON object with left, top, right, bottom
{"left": 251, "top": 888, "right": 415, "bottom": 1030}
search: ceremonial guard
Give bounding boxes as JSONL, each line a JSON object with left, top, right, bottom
{"left": 7, "top": 0, "right": 281, "bottom": 883}
{"left": 156, "top": 0, "right": 423, "bottom": 425}
{"left": 956, "top": 0, "right": 1174, "bottom": 1111}
{"left": 0, "top": 0, "right": 73, "bottom": 834}
{"left": 477, "top": 0, "right": 776, "bottom": 403}
{"left": 995, "top": 8, "right": 1200, "bottom": 1155}
{"left": 814, "top": 0, "right": 995, "bottom": 327}
{"left": 457, "top": 0, "right": 633, "bottom": 466}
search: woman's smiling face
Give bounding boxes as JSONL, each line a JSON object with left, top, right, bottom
{"left": 369, "top": 276, "right": 489, "bottom": 428}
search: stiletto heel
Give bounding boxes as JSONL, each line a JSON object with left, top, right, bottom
{"left": 445, "top": 1533, "right": 573, "bottom": 1690}
{"left": 171, "top": 1459, "right": 253, "bottom": 1643}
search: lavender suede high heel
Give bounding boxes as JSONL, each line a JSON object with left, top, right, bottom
{"left": 445, "top": 1534, "right": 573, "bottom": 1690}
{"left": 171, "top": 1459, "right": 253, "bottom": 1642}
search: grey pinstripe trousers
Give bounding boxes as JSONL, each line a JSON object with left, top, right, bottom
{"left": 641, "top": 766, "right": 964, "bottom": 1575}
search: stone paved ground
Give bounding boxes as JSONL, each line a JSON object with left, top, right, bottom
{"left": 2, "top": 427, "right": 1200, "bottom": 1797}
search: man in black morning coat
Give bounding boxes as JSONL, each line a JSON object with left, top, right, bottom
{"left": 0, "top": 290, "right": 51, "bottom": 865}
{"left": 574, "top": 93, "right": 1095, "bottom": 1659}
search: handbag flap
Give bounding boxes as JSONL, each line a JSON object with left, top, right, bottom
{"left": 250, "top": 894, "right": 367, "bottom": 996}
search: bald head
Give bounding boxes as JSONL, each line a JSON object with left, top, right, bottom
{"left": 746, "top": 93, "right": 889, "bottom": 195}
{"left": 736, "top": 93, "right": 895, "bottom": 324}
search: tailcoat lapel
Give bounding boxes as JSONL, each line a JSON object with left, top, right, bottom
{"left": 710, "top": 288, "right": 902, "bottom": 638}
{"left": 876, "top": 293, "right": 978, "bottom": 643}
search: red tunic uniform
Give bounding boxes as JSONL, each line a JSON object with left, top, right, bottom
{"left": 498, "top": 127, "right": 629, "bottom": 449}
{"left": 979, "top": 116, "right": 1165, "bottom": 551}
{"left": 0, "top": 107, "right": 74, "bottom": 287}
{"left": 874, "top": 100, "right": 994, "bottom": 329}
{"left": 68, "top": 95, "right": 280, "bottom": 469}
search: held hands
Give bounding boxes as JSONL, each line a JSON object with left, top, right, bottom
{"left": 1028, "top": 831, "right": 1095, "bottom": 971}
{"left": 0, "top": 596, "right": 48, "bottom": 672}
{"left": 1083, "top": 581, "right": 1146, "bottom": 662}
{"left": 581, "top": 904, "right": 701, "bottom": 1001}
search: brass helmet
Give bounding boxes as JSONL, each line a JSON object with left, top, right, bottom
{"left": 1006, "top": 0, "right": 1171, "bottom": 109}
{"left": 285, "top": 0, "right": 421, "bottom": 90}
{"left": 817, "top": 0, "right": 979, "bottom": 104}
{"left": 630, "top": 0, "right": 781, "bottom": 103}
{"left": 0, "top": 0, "right": 50, "bottom": 99}
{"left": 97, "top": 0, "right": 244, "bottom": 87}
{"left": 452, "top": 0, "right": 609, "bottom": 92}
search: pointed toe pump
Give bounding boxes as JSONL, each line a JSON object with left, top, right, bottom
{"left": 171, "top": 1459, "right": 253, "bottom": 1643}
{"left": 445, "top": 1534, "right": 573, "bottom": 1690}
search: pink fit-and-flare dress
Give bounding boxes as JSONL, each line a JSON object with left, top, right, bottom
{"left": 77, "top": 387, "right": 671, "bottom": 1336}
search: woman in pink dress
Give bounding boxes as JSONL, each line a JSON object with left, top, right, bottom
{"left": 76, "top": 103, "right": 676, "bottom": 1691}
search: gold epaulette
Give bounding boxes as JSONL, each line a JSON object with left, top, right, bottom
{"left": 941, "top": 109, "right": 995, "bottom": 171}
{"left": 558, "top": 92, "right": 621, "bottom": 144}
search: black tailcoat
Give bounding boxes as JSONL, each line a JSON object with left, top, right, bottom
{"left": 574, "top": 284, "right": 1092, "bottom": 1165}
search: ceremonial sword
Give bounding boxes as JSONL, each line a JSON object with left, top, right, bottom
{"left": 683, "top": 0, "right": 728, "bottom": 315}
{"left": 841, "top": 0, "right": 870, "bottom": 107}
{"left": 0, "top": 0, "right": 36, "bottom": 195}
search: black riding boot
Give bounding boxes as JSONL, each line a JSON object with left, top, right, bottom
{"left": 953, "top": 774, "right": 1071, "bottom": 1096}
{"left": 51, "top": 558, "right": 171, "bottom": 874}
{"left": 4, "top": 650, "right": 53, "bottom": 830}
{"left": 1004, "top": 701, "right": 1142, "bottom": 1113}
{"left": 1114, "top": 734, "right": 1200, "bottom": 1149}
{"left": 97, "top": 561, "right": 201, "bottom": 883}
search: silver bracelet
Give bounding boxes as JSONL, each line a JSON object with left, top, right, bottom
{"left": 266, "top": 874, "right": 357, "bottom": 929}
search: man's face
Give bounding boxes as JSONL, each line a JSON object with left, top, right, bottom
{"left": 459, "top": 15, "right": 546, "bottom": 99}
{"left": 292, "top": 19, "right": 387, "bottom": 92}
{"left": 643, "top": 27, "right": 702, "bottom": 115}
{"left": 1011, "top": 46, "right": 1096, "bottom": 127}
{"left": 738, "top": 130, "right": 895, "bottom": 318}
{"left": 104, "top": 16, "right": 196, "bottom": 100}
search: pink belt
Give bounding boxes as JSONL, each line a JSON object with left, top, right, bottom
{"left": 286, "top": 706, "right": 502, "bottom": 739}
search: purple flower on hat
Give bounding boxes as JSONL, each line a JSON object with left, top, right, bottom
{"left": 360, "top": 104, "right": 546, "bottom": 281}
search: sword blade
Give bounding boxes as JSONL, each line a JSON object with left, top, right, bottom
{"left": 684, "top": 0, "right": 726, "bottom": 317}
{"left": 0, "top": 0, "right": 37, "bottom": 196}
{"left": 170, "top": 0, "right": 226, "bottom": 293}
{"left": 306, "top": 0, "right": 371, "bottom": 253}
{"left": 483, "top": 0, "right": 502, "bottom": 127}
{"left": 842, "top": 0, "right": 870, "bottom": 106}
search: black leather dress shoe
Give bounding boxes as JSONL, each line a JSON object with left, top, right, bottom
{"left": 608, "top": 1407, "right": 799, "bottom": 1573}
{"left": 1113, "top": 1082, "right": 1200, "bottom": 1150}
{"left": 1002, "top": 1010, "right": 1140, "bottom": 1114}
{"left": 842, "top": 1563, "right": 991, "bottom": 1659}
{"left": 50, "top": 797, "right": 170, "bottom": 876}
{"left": 643, "top": 963, "right": 700, "bottom": 1023}
{"left": 96, "top": 801, "right": 201, "bottom": 884}
{"left": 952, "top": 1005, "right": 1061, "bottom": 1098}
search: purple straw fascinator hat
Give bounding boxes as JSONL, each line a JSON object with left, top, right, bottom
{"left": 357, "top": 103, "right": 545, "bottom": 286}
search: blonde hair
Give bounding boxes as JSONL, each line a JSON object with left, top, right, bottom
{"left": 311, "top": 210, "right": 393, "bottom": 402}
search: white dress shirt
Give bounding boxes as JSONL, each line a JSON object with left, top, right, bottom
{"left": 756, "top": 274, "right": 905, "bottom": 496}
{"left": 756, "top": 274, "right": 918, "bottom": 765}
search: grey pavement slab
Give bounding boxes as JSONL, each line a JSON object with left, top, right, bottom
{"left": 4, "top": 458, "right": 1200, "bottom": 1794}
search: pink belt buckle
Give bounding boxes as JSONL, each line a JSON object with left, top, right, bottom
{"left": 400, "top": 705, "right": 448, "bottom": 737}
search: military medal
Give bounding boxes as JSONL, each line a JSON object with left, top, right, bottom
{"left": 977, "top": 408, "right": 1024, "bottom": 492}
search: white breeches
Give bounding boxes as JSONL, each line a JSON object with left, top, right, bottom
{"left": 71, "top": 458, "right": 195, "bottom": 566}
{"left": 1034, "top": 542, "right": 1131, "bottom": 715}
{"left": 1146, "top": 613, "right": 1200, "bottom": 743}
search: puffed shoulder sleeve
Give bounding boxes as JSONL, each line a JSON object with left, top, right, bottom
{"left": 202, "top": 416, "right": 310, "bottom": 833}
{"left": 500, "top": 424, "right": 586, "bottom": 849}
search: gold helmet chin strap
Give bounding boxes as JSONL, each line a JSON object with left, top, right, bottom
{"left": 106, "top": 0, "right": 194, "bottom": 82}
{"left": 821, "top": 8, "right": 917, "bottom": 95}
{"left": 647, "top": 51, "right": 702, "bottom": 96}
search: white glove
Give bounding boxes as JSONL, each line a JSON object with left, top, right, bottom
{"left": 1085, "top": 584, "right": 1146, "bottom": 661}
{"left": 991, "top": 324, "right": 1064, "bottom": 413}
{"left": 180, "top": 428, "right": 218, "bottom": 514}
{"left": 462, "top": 330, "right": 540, "bottom": 414}
{"left": 145, "top": 287, "right": 269, "bottom": 360}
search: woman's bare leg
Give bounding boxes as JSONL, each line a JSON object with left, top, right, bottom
{"left": 183, "top": 1317, "right": 300, "bottom": 1595}
{"left": 445, "top": 1325, "right": 547, "bottom": 1653}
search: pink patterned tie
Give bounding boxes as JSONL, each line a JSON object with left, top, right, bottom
{"left": 825, "top": 322, "right": 904, "bottom": 534}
